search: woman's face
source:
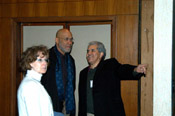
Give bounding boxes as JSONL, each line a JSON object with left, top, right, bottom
{"left": 30, "top": 52, "right": 48, "bottom": 74}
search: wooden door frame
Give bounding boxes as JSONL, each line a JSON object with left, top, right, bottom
{"left": 13, "top": 16, "right": 117, "bottom": 57}
{"left": 11, "top": 16, "right": 117, "bottom": 115}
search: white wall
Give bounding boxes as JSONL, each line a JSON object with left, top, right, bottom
{"left": 23, "top": 26, "right": 63, "bottom": 51}
{"left": 154, "top": 0, "right": 173, "bottom": 115}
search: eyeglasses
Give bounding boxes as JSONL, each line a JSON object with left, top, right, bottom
{"left": 36, "top": 58, "right": 49, "bottom": 63}
{"left": 87, "top": 48, "right": 97, "bottom": 53}
{"left": 63, "top": 37, "right": 74, "bottom": 42}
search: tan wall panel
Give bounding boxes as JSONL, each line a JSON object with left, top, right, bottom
{"left": 17, "top": 0, "right": 37, "bottom": 2}
{"left": 35, "top": 3, "right": 49, "bottom": 17}
{"left": 0, "top": 18, "right": 13, "bottom": 116}
{"left": 64, "top": 2, "right": 84, "bottom": 16}
{"left": 0, "top": 0, "right": 48, "bottom": 3}
{"left": 0, "top": 5, "right": 2, "bottom": 17}
{"left": 103, "top": 0, "right": 139, "bottom": 15}
{"left": 117, "top": 15, "right": 138, "bottom": 64}
{"left": 140, "top": 1, "right": 153, "bottom": 116}
{"left": 18, "top": 3, "right": 36, "bottom": 17}
{"left": 116, "top": 15, "right": 139, "bottom": 116}
{"left": 142, "top": 0, "right": 153, "bottom": 1}
{"left": 1, "top": 4, "right": 18, "bottom": 18}
{"left": 0, "top": 0, "right": 139, "bottom": 18}
{"left": 36, "top": 0, "right": 48, "bottom": 2}
{"left": 47, "top": 2, "right": 65, "bottom": 16}
{"left": 84, "top": 1, "right": 106, "bottom": 16}
{"left": 83, "top": 1, "right": 95, "bottom": 15}
{"left": 0, "top": 0, "right": 17, "bottom": 3}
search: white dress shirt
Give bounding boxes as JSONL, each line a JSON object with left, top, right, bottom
{"left": 17, "top": 69, "right": 54, "bottom": 116}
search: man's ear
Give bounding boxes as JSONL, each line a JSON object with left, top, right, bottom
{"left": 55, "top": 37, "right": 59, "bottom": 43}
{"left": 100, "top": 52, "right": 104, "bottom": 59}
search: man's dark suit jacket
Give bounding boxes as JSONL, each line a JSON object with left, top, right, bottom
{"left": 78, "top": 58, "right": 142, "bottom": 116}
{"left": 41, "top": 47, "right": 76, "bottom": 115}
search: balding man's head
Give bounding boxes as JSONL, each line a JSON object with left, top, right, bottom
{"left": 56, "top": 29, "right": 72, "bottom": 38}
{"left": 55, "top": 29, "right": 73, "bottom": 55}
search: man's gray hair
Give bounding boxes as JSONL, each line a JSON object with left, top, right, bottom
{"left": 88, "top": 41, "right": 106, "bottom": 60}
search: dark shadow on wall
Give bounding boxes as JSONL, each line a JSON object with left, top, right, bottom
{"left": 172, "top": 0, "right": 175, "bottom": 115}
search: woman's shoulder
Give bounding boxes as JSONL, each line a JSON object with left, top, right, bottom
{"left": 19, "top": 77, "right": 40, "bottom": 91}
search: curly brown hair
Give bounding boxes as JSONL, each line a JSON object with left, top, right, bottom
{"left": 20, "top": 45, "right": 49, "bottom": 75}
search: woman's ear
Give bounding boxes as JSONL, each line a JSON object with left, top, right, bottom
{"left": 30, "top": 63, "right": 33, "bottom": 69}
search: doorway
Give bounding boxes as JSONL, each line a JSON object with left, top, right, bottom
{"left": 13, "top": 16, "right": 140, "bottom": 116}
{"left": 22, "top": 22, "right": 112, "bottom": 115}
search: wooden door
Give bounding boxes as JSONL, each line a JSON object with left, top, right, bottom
{"left": 117, "top": 15, "right": 139, "bottom": 116}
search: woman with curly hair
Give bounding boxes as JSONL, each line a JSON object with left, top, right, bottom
{"left": 17, "top": 45, "right": 54, "bottom": 116}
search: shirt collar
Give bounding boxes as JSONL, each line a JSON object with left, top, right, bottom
{"left": 26, "top": 69, "right": 42, "bottom": 81}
